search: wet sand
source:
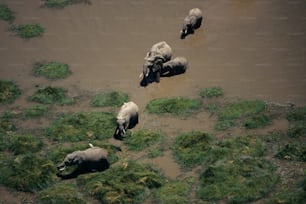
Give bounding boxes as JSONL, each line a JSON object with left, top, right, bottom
{"left": 0, "top": 0, "right": 306, "bottom": 203}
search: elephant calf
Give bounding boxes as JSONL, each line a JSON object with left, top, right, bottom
{"left": 114, "top": 101, "right": 139, "bottom": 140}
{"left": 162, "top": 57, "right": 188, "bottom": 76}
{"left": 57, "top": 144, "right": 109, "bottom": 179}
{"left": 180, "top": 8, "right": 203, "bottom": 39}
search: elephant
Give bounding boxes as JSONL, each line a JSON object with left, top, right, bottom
{"left": 140, "top": 41, "right": 172, "bottom": 85}
{"left": 180, "top": 8, "right": 203, "bottom": 39}
{"left": 161, "top": 57, "right": 188, "bottom": 77}
{"left": 56, "top": 144, "right": 109, "bottom": 179}
{"left": 114, "top": 101, "right": 139, "bottom": 140}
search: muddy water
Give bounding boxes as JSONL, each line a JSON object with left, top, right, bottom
{"left": 0, "top": 0, "right": 305, "bottom": 198}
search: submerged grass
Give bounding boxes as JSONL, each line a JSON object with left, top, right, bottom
{"left": 172, "top": 131, "right": 213, "bottom": 168}
{"left": 0, "top": 4, "right": 15, "bottom": 23}
{"left": 33, "top": 61, "right": 71, "bottom": 80}
{"left": 24, "top": 105, "right": 48, "bottom": 118}
{"left": 10, "top": 24, "right": 44, "bottom": 38}
{"left": 0, "top": 80, "right": 21, "bottom": 104}
{"left": 200, "top": 86, "right": 224, "bottom": 98}
{"left": 197, "top": 157, "right": 279, "bottom": 203}
{"left": 45, "top": 111, "right": 116, "bottom": 142}
{"left": 28, "top": 86, "right": 74, "bottom": 105}
{"left": 77, "top": 160, "right": 165, "bottom": 204}
{"left": 146, "top": 97, "right": 201, "bottom": 117}
{"left": 124, "top": 129, "right": 165, "bottom": 151}
{"left": 90, "top": 91, "right": 129, "bottom": 107}
{"left": 42, "top": 0, "right": 91, "bottom": 8}
{"left": 0, "top": 153, "right": 57, "bottom": 192}
{"left": 154, "top": 181, "right": 191, "bottom": 204}
{"left": 37, "top": 183, "right": 86, "bottom": 204}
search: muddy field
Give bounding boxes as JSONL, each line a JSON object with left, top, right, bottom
{"left": 0, "top": 0, "right": 306, "bottom": 203}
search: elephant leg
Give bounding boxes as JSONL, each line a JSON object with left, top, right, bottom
{"left": 155, "top": 71, "right": 160, "bottom": 83}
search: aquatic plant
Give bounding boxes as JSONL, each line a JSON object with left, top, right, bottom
{"left": 172, "top": 131, "right": 213, "bottom": 168}
{"left": 37, "top": 183, "right": 87, "bottom": 204}
{"left": 28, "top": 86, "right": 74, "bottom": 105}
{"left": 77, "top": 160, "right": 165, "bottom": 204}
{"left": 200, "top": 86, "right": 224, "bottom": 98}
{"left": 124, "top": 129, "right": 165, "bottom": 151}
{"left": 197, "top": 157, "right": 279, "bottom": 203}
{"left": 45, "top": 111, "right": 116, "bottom": 142}
{"left": 90, "top": 91, "right": 129, "bottom": 107}
{"left": 33, "top": 61, "right": 71, "bottom": 80}
{"left": 154, "top": 181, "right": 191, "bottom": 204}
{"left": 42, "top": 0, "right": 91, "bottom": 8}
{"left": 275, "top": 143, "right": 306, "bottom": 161}
{"left": 8, "top": 133, "right": 43, "bottom": 155}
{"left": 0, "top": 80, "right": 21, "bottom": 104}
{"left": 0, "top": 4, "right": 15, "bottom": 22}
{"left": 146, "top": 97, "right": 201, "bottom": 117}
{"left": 24, "top": 105, "right": 48, "bottom": 118}
{"left": 0, "top": 153, "right": 57, "bottom": 192}
{"left": 10, "top": 24, "right": 44, "bottom": 38}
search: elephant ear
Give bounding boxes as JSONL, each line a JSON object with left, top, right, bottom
{"left": 72, "top": 154, "right": 83, "bottom": 165}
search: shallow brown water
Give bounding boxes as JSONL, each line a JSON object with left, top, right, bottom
{"left": 0, "top": 0, "right": 306, "bottom": 203}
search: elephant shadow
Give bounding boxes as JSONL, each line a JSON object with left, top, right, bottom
{"left": 56, "top": 159, "right": 109, "bottom": 180}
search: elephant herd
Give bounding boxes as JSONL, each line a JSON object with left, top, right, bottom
{"left": 56, "top": 8, "right": 203, "bottom": 179}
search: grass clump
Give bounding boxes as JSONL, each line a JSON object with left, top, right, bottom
{"left": 28, "top": 86, "right": 74, "bottom": 105}
{"left": 10, "top": 24, "right": 44, "bottom": 38}
{"left": 154, "top": 181, "right": 191, "bottom": 204}
{"left": 8, "top": 134, "right": 43, "bottom": 155}
{"left": 275, "top": 143, "right": 306, "bottom": 161}
{"left": 42, "top": 0, "right": 91, "bottom": 8}
{"left": 37, "top": 183, "right": 87, "bottom": 204}
{"left": 286, "top": 106, "right": 306, "bottom": 138}
{"left": 0, "top": 4, "right": 15, "bottom": 23}
{"left": 124, "top": 129, "right": 165, "bottom": 151}
{"left": 0, "top": 80, "right": 21, "bottom": 104}
{"left": 77, "top": 160, "right": 165, "bottom": 204}
{"left": 90, "top": 91, "right": 129, "bottom": 107}
{"left": 172, "top": 131, "right": 212, "bottom": 168}
{"left": 287, "top": 106, "right": 306, "bottom": 122}
{"left": 45, "top": 111, "right": 116, "bottom": 142}
{"left": 197, "top": 157, "right": 279, "bottom": 203}
{"left": 33, "top": 61, "right": 71, "bottom": 80}
{"left": 200, "top": 86, "right": 224, "bottom": 98}
{"left": 0, "top": 153, "right": 56, "bottom": 192}
{"left": 24, "top": 105, "right": 48, "bottom": 118}
{"left": 146, "top": 97, "right": 201, "bottom": 117}
{"left": 287, "top": 122, "right": 306, "bottom": 138}
{"left": 244, "top": 114, "right": 270, "bottom": 129}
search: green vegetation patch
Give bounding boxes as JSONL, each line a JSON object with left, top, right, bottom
{"left": 154, "top": 181, "right": 191, "bottom": 204}
{"left": 200, "top": 86, "right": 224, "bottom": 98}
{"left": 244, "top": 114, "right": 270, "bottom": 129}
{"left": 124, "top": 129, "right": 165, "bottom": 151}
{"left": 197, "top": 157, "right": 279, "bottom": 203}
{"left": 146, "top": 97, "right": 201, "bottom": 117}
{"left": 8, "top": 133, "right": 43, "bottom": 155}
{"left": 25, "top": 105, "right": 48, "bottom": 118}
{"left": 28, "top": 86, "right": 74, "bottom": 105}
{"left": 77, "top": 161, "right": 165, "bottom": 204}
{"left": 90, "top": 91, "right": 129, "bottom": 107}
{"left": 286, "top": 106, "right": 306, "bottom": 138}
{"left": 10, "top": 24, "right": 44, "bottom": 38}
{"left": 0, "top": 153, "right": 57, "bottom": 192}
{"left": 0, "top": 4, "right": 15, "bottom": 22}
{"left": 45, "top": 111, "right": 116, "bottom": 142}
{"left": 33, "top": 61, "right": 71, "bottom": 80}
{"left": 172, "top": 131, "right": 213, "bottom": 168}
{"left": 37, "top": 183, "right": 86, "bottom": 204}
{"left": 287, "top": 106, "right": 306, "bottom": 122}
{"left": 266, "top": 189, "right": 306, "bottom": 204}
{"left": 218, "top": 100, "right": 266, "bottom": 120}
{"left": 42, "top": 0, "right": 91, "bottom": 8}
{"left": 0, "top": 80, "right": 21, "bottom": 104}
{"left": 287, "top": 122, "right": 306, "bottom": 138}
{"left": 275, "top": 143, "right": 306, "bottom": 161}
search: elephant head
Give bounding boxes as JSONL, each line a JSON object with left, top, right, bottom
{"left": 114, "top": 118, "right": 126, "bottom": 139}
{"left": 142, "top": 55, "right": 164, "bottom": 83}
{"left": 57, "top": 151, "right": 83, "bottom": 171}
